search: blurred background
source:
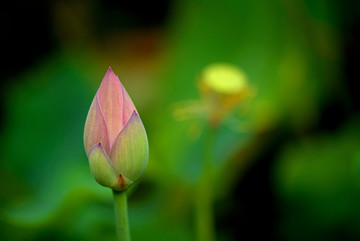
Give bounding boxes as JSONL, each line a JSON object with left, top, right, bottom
{"left": 1, "top": 0, "right": 360, "bottom": 240}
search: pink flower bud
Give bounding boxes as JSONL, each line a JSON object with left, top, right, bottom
{"left": 84, "top": 68, "right": 148, "bottom": 190}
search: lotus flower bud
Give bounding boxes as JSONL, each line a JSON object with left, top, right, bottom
{"left": 84, "top": 68, "right": 149, "bottom": 191}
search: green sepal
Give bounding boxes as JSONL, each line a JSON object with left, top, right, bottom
{"left": 109, "top": 111, "right": 149, "bottom": 183}
{"left": 111, "top": 173, "right": 134, "bottom": 191}
{"left": 88, "top": 143, "right": 133, "bottom": 191}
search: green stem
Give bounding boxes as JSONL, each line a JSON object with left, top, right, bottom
{"left": 195, "top": 126, "right": 216, "bottom": 241}
{"left": 195, "top": 171, "right": 216, "bottom": 241}
{"left": 113, "top": 190, "right": 131, "bottom": 241}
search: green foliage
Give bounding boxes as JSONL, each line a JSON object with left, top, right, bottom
{"left": 273, "top": 119, "right": 360, "bottom": 241}
{"left": 0, "top": 0, "right": 355, "bottom": 240}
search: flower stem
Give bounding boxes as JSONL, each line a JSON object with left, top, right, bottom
{"left": 195, "top": 170, "right": 216, "bottom": 241}
{"left": 195, "top": 126, "right": 216, "bottom": 241}
{"left": 113, "top": 190, "right": 131, "bottom": 241}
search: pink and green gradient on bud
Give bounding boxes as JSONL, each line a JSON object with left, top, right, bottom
{"left": 84, "top": 67, "right": 149, "bottom": 191}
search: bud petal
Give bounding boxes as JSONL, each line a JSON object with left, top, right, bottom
{"left": 121, "top": 84, "right": 137, "bottom": 126}
{"left": 110, "top": 111, "right": 149, "bottom": 183}
{"left": 84, "top": 97, "right": 110, "bottom": 154}
{"left": 88, "top": 143, "right": 119, "bottom": 188}
{"left": 97, "top": 68, "right": 124, "bottom": 147}
{"left": 97, "top": 68, "right": 136, "bottom": 147}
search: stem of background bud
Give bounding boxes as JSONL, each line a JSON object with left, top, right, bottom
{"left": 113, "top": 190, "right": 131, "bottom": 241}
{"left": 195, "top": 126, "right": 216, "bottom": 241}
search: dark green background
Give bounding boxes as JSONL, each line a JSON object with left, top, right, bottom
{"left": 1, "top": 0, "right": 360, "bottom": 240}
